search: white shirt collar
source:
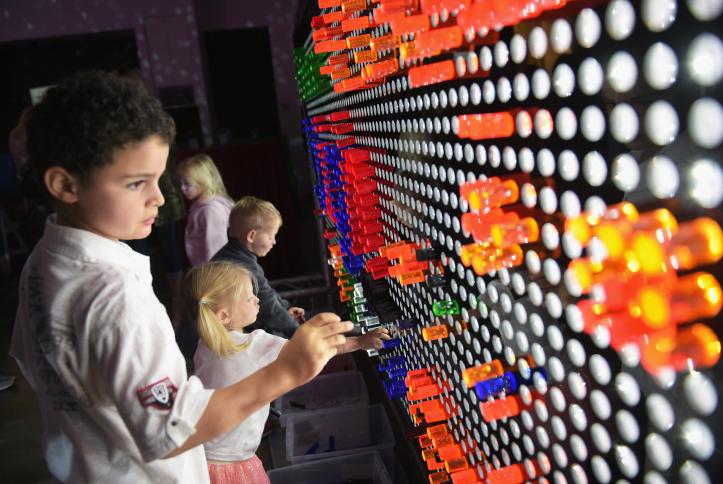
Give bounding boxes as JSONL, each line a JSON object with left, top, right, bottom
{"left": 41, "top": 215, "right": 151, "bottom": 280}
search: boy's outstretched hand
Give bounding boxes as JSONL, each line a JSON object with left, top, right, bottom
{"left": 274, "top": 312, "right": 352, "bottom": 386}
{"left": 344, "top": 327, "right": 391, "bottom": 352}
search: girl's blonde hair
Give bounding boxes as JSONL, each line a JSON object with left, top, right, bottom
{"left": 177, "top": 154, "right": 230, "bottom": 199}
{"left": 182, "top": 261, "right": 257, "bottom": 357}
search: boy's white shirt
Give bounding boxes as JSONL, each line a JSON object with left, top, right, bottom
{"left": 194, "top": 329, "right": 285, "bottom": 462}
{"left": 10, "top": 216, "right": 213, "bottom": 483}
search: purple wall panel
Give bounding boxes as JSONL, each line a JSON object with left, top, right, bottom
{"left": 0, "top": 0, "right": 213, "bottom": 145}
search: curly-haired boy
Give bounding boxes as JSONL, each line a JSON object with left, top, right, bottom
{"left": 10, "top": 71, "right": 352, "bottom": 482}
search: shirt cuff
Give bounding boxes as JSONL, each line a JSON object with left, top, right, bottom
{"left": 143, "top": 376, "right": 214, "bottom": 461}
{"left": 166, "top": 376, "right": 214, "bottom": 447}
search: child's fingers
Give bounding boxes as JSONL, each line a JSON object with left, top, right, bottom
{"left": 305, "top": 312, "right": 342, "bottom": 327}
{"left": 323, "top": 334, "right": 347, "bottom": 347}
{"left": 317, "top": 320, "right": 354, "bottom": 338}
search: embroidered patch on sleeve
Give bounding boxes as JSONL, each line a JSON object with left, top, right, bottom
{"left": 137, "top": 377, "right": 177, "bottom": 410}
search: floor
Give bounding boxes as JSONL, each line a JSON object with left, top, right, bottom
{"left": 0, "top": 267, "right": 52, "bottom": 483}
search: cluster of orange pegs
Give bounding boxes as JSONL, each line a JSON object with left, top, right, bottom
{"left": 566, "top": 202, "right": 722, "bottom": 373}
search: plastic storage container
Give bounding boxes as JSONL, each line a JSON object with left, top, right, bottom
{"left": 284, "top": 404, "right": 395, "bottom": 469}
{"left": 273, "top": 371, "right": 369, "bottom": 426}
{"left": 267, "top": 451, "right": 393, "bottom": 484}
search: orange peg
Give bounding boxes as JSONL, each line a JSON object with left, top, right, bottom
{"left": 414, "top": 26, "right": 463, "bottom": 57}
{"left": 408, "top": 383, "right": 441, "bottom": 401}
{"left": 399, "top": 270, "right": 426, "bottom": 285}
{"left": 341, "top": 0, "right": 367, "bottom": 13}
{"left": 429, "top": 471, "right": 449, "bottom": 484}
{"left": 319, "top": 0, "right": 341, "bottom": 8}
{"left": 354, "top": 49, "right": 378, "bottom": 63}
{"left": 629, "top": 233, "right": 668, "bottom": 275}
{"left": 486, "top": 463, "right": 528, "bottom": 484}
{"left": 451, "top": 468, "right": 481, "bottom": 484}
{"left": 667, "top": 218, "right": 723, "bottom": 270}
{"left": 565, "top": 201, "right": 640, "bottom": 244}
{"left": 462, "top": 210, "right": 519, "bottom": 242}
{"left": 370, "top": 33, "right": 401, "bottom": 52}
{"left": 673, "top": 324, "right": 721, "bottom": 368}
{"left": 330, "top": 67, "right": 352, "bottom": 80}
{"left": 399, "top": 41, "right": 419, "bottom": 63}
{"left": 437, "top": 444, "right": 464, "bottom": 461}
{"left": 641, "top": 324, "right": 721, "bottom": 372}
{"left": 628, "top": 272, "right": 721, "bottom": 330}
{"left": 471, "top": 244, "right": 523, "bottom": 276}
{"left": 328, "top": 53, "right": 349, "bottom": 65}
{"left": 315, "top": 39, "right": 348, "bottom": 54}
{"left": 631, "top": 285, "right": 672, "bottom": 329}
{"left": 479, "top": 395, "right": 522, "bottom": 422}
{"left": 419, "top": 435, "right": 434, "bottom": 448}
{"left": 346, "top": 33, "right": 371, "bottom": 49}
{"left": 672, "top": 272, "right": 722, "bottom": 321}
{"left": 460, "top": 242, "right": 489, "bottom": 267}
{"left": 460, "top": 178, "right": 519, "bottom": 211}
{"left": 363, "top": 58, "right": 399, "bottom": 81}
{"left": 390, "top": 13, "right": 431, "bottom": 35}
{"left": 432, "top": 434, "right": 455, "bottom": 448}
{"left": 422, "top": 324, "right": 450, "bottom": 341}
{"left": 444, "top": 457, "right": 469, "bottom": 473}
{"left": 426, "top": 423, "right": 450, "bottom": 438}
{"left": 333, "top": 75, "right": 366, "bottom": 92}
{"left": 342, "top": 15, "right": 372, "bottom": 32}
{"left": 313, "top": 26, "right": 342, "bottom": 42}
{"left": 462, "top": 360, "right": 503, "bottom": 387}
{"left": 422, "top": 448, "right": 439, "bottom": 461}
{"left": 420, "top": 0, "right": 472, "bottom": 14}
{"left": 320, "top": 64, "right": 346, "bottom": 75}
{"left": 491, "top": 217, "right": 539, "bottom": 247}
{"left": 408, "top": 60, "right": 455, "bottom": 88}
{"left": 322, "top": 11, "right": 344, "bottom": 23}
{"left": 457, "top": 113, "right": 515, "bottom": 140}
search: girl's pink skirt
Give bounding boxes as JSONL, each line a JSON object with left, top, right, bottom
{"left": 207, "top": 455, "right": 270, "bottom": 484}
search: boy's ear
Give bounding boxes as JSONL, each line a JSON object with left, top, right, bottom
{"left": 246, "top": 229, "right": 256, "bottom": 244}
{"left": 44, "top": 167, "right": 81, "bottom": 204}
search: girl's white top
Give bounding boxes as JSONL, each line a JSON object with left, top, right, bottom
{"left": 193, "top": 329, "right": 286, "bottom": 461}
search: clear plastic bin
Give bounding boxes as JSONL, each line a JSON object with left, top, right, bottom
{"left": 267, "top": 451, "right": 393, "bottom": 484}
{"left": 284, "top": 404, "right": 395, "bottom": 470}
{"left": 273, "top": 371, "right": 369, "bottom": 427}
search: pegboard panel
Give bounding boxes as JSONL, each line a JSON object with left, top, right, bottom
{"left": 294, "top": 1, "right": 722, "bottom": 482}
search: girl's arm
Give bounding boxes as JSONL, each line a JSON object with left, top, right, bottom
{"left": 165, "top": 313, "right": 352, "bottom": 458}
{"left": 336, "top": 327, "right": 391, "bottom": 354}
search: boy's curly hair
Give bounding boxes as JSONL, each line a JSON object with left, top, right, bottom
{"left": 26, "top": 70, "right": 175, "bottom": 186}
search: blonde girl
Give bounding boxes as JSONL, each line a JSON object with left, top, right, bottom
{"left": 183, "top": 261, "right": 391, "bottom": 484}
{"left": 177, "top": 154, "right": 234, "bottom": 266}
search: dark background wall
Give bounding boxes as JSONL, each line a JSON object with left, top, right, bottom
{"left": 0, "top": 0, "right": 320, "bottom": 279}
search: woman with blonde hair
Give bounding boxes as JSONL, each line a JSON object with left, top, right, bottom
{"left": 177, "top": 154, "right": 234, "bottom": 266}
{"left": 183, "top": 261, "right": 390, "bottom": 483}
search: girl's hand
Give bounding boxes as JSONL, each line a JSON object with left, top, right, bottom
{"left": 355, "top": 327, "right": 391, "bottom": 350}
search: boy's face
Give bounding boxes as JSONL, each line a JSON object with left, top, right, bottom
{"left": 247, "top": 222, "right": 280, "bottom": 257}
{"left": 178, "top": 175, "right": 203, "bottom": 201}
{"left": 60, "top": 136, "right": 168, "bottom": 241}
